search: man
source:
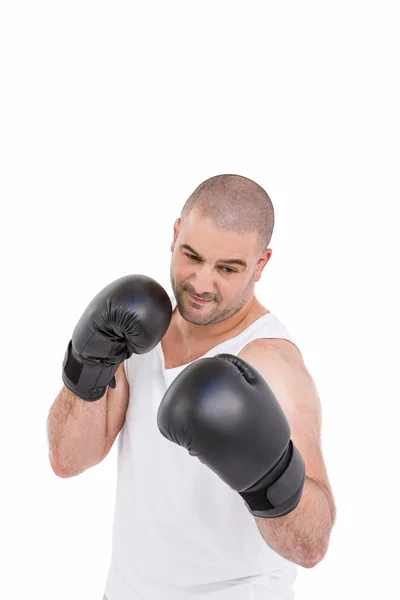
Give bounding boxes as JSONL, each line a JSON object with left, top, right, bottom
{"left": 47, "top": 174, "right": 336, "bottom": 599}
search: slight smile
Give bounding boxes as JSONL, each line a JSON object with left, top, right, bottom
{"left": 188, "top": 291, "right": 213, "bottom": 304}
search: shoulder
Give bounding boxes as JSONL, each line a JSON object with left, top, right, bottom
{"left": 240, "top": 336, "right": 304, "bottom": 363}
{"left": 239, "top": 337, "right": 307, "bottom": 385}
{"left": 237, "top": 336, "right": 320, "bottom": 416}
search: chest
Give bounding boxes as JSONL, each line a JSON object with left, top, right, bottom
{"left": 161, "top": 337, "right": 213, "bottom": 369}
{"left": 161, "top": 320, "right": 225, "bottom": 369}
{"left": 161, "top": 306, "right": 270, "bottom": 369}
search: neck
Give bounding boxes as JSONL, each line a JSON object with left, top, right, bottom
{"left": 173, "top": 293, "right": 264, "bottom": 343}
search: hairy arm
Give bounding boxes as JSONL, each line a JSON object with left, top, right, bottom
{"left": 47, "top": 362, "right": 129, "bottom": 477}
{"left": 255, "top": 475, "right": 335, "bottom": 567}
{"left": 238, "top": 339, "right": 336, "bottom": 568}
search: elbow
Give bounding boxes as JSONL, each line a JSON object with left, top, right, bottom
{"left": 49, "top": 453, "right": 82, "bottom": 478}
{"left": 300, "top": 555, "right": 322, "bottom": 569}
{"left": 49, "top": 458, "right": 71, "bottom": 478}
{"left": 48, "top": 450, "right": 63, "bottom": 477}
{"left": 300, "top": 543, "right": 329, "bottom": 569}
{"left": 50, "top": 463, "right": 68, "bottom": 478}
{"left": 50, "top": 461, "right": 84, "bottom": 478}
{"left": 49, "top": 449, "right": 67, "bottom": 478}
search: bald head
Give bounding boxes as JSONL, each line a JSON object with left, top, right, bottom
{"left": 180, "top": 174, "right": 274, "bottom": 255}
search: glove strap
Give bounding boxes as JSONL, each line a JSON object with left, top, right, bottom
{"left": 62, "top": 340, "right": 118, "bottom": 401}
{"left": 239, "top": 441, "right": 306, "bottom": 518}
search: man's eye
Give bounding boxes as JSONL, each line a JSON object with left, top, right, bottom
{"left": 184, "top": 253, "right": 236, "bottom": 274}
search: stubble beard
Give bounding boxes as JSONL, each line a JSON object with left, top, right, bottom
{"left": 170, "top": 266, "right": 255, "bottom": 327}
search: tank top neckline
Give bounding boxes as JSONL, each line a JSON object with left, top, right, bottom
{"left": 155, "top": 304, "right": 275, "bottom": 373}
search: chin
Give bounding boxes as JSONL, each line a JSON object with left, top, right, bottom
{"left": 178, "top": 299, "right": 210, "bottom": 322}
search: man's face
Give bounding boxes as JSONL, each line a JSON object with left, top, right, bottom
{"left": 169, "top": 209, "right": 271, "bottom": 326}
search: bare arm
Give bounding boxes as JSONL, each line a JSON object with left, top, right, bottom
{"left": 47, "top": 362, "right": 129, "bottom": 477}
{"left": 255, "top": 476, "right": 335, "bottom": 568}
{"left": 238, "top": 339, "right": 336, "bottom": 568}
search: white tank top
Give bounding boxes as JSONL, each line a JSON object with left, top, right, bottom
{"left": 104, "top": 297, "right": 300, "bottom": 600}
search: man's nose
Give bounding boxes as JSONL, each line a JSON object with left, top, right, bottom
{"left": 190, "top": 268, "right": 215, "bottom": 298}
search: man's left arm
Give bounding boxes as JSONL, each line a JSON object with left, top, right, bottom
{"left": 238, "top": 339, "right": 336, "bottom": 569}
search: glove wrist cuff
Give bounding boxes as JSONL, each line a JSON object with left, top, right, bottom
{"left": 62, "top": 340, "right": 118, "bottom": 401}
{"left": 239, "top": 441, "right": 306, "bottom": 518}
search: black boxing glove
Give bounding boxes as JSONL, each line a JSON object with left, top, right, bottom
{"left": 157, "top": 353, "right": 305, "bottom": 518}
{"left": 62, "top": 274, "right": 172, "bottom": 401}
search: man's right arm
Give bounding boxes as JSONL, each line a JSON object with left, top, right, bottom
{"left": 47, "top": 362, "right": 129, "bottom": 478}
{"left": 48, "top": 273, "right": 172, "bottom": 477}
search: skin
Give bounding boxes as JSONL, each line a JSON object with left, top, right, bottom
{"left": 169, "top": 208, "right": 272, "bottom": 344}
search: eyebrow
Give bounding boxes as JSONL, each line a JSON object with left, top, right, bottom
{"left": 180, "top": 244, "right": 247, "bottom": 268}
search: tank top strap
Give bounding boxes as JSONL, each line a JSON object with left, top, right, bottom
{"left": 208, "top": 311, "right": 300, "bottom": 357}
{"left": 168, "top": 295, "right": 300, "bottom": 360}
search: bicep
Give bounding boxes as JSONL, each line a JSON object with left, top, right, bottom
{"left": 282, "top": 364, "right": 333, "bottom": 495}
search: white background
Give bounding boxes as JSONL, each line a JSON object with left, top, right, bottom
{"left": 1, "top": 1, "right": 399, "bottom": 598}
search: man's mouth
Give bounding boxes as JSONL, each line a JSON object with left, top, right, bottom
{"left": 188, "top": 291, "right": 212, "bottom": 304}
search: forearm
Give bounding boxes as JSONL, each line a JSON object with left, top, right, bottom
{"left": 47, "top": 385, "right": 108, "bottom": 477}
{"left": 254, "top": 476, "right": 336, "bottom": 568}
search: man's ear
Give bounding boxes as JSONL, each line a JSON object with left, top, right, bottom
{"left": 171, "top": 218, "right": 181, "bottom": 252}
{"left": 254, "top": 248, "right": 272, "bottom": 283}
